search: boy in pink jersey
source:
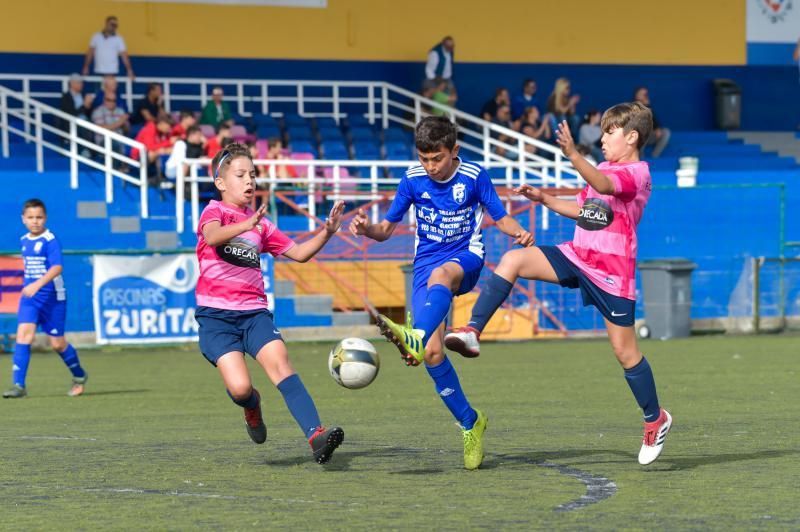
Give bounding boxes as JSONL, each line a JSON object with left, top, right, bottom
{"left": 445, "top": 102, "right": 673, "bottom": 465}
{"left": 195, "top": 142, "right": 346, "bottom": 464}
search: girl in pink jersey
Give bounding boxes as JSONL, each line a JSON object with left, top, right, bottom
{"left": 445, "top": 102, "right": 673, "bottom": 466}
{"left": 196, "top": 143, "right": 346, "bottom": 464}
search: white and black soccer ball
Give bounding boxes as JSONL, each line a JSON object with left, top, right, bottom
{"left": 328, "top": 338, "right": 380, "bottom": 390}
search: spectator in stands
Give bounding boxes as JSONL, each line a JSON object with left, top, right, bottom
{"left": 171, "top": 110, "right": 197, "bottom": 140}
{"left": 205, "top": 123, "right": 232, "bottom": 158}
{"left": 200, "top": 87, "right": 233, "bottom": 127}
{"left": 166, "top": 125, "right": 206, "bottom": 181}
{"left": 264, "top": 138, "right": 298, "bottom": 179}
{"left": 58, "top": 74, "right": 94, "bottom": 147}
{"left": 518, "top": 106, "right": 552, "bottom": 153}
{"left": 492, "top": 104, "right": 518, "bottom": 157}
{"left": 90, "top": 92, "right": 129, "bottom": 142}
{"left": 424, "top": 36, "right": 456, "bottom": 96}
{"left": 131, "top": 83, "right": 165, "bottom": 125}
{"left": 546, "top": 77, "right": 580, "bottom": 134}
{"left": 634, "top": 86, "right": 670, "bottom": 157}
{"left": 481, "top": 88, "right": 510, "bottom": 122}
{"left": 82, "top": 16, "right": 134, "bottom": 80}
{"left": 92, "top": 76, "right": 124, "bottom": 111}
{"left": 132, "top": 116, "right": 174, "bottom": 185}
{"left": 512, "top": 79, "right": 539, "bottom": 120}
{"left": 578, "top": 109, "right": 603, "bottom": 162}
{"left": 430, "top": 78, "right": 457, "bottom": 117}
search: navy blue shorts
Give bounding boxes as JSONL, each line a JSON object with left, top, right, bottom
{"left": 412, "top": 250, "right": 484, "bottom": 324}
{"left": 539, "top": 245, "right": 635, "bottom": 327}
{"left": 195, "top": 306, "right": 283, "bottom": 366}
{"left": 18, "top": 296, "right": 67, "bottom": 337}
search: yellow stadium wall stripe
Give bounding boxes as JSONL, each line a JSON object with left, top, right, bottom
{"left": 0, "top": 0, "right": 745, "bottom": 65}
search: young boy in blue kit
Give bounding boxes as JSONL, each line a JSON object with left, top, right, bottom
{"left": 3, "top": 199, "right": 87, "bottom": 398}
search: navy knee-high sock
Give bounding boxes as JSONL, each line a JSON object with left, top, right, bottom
{"left": 624, "top": 356, "right": 661, "bottom": 422}
{"left": 277, "top": 374, "right": 322, "bottom": 439}
{"left": 414, "top": 284, "right": 453, "bottom": 341}
{"left": 426, "top": 356, "right": 478, "bottom": 430}
{"left": 228, "top": 388, "right": 260, "bottom": 409}
{"left": 12, "top": 343, "right": 31, "bottom": 388}
{"left": 468, "top": 273, "right": 514, "bottom": 332}
{"left": 57, "top": 344, "right": 86, "bottom": 378}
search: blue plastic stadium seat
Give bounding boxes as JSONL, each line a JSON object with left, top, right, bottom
{"left": 287, "top": 125, "right": 314, "bottom": 141}
{"left": 283, "top": 113, "right": 309, "bottom": 127}
{"left": 350, "top": 127, "right": 377, "bottom": 142}
{"left": 383, "top": 127, "right": 412, "bottom": 143}
{"left": 346, "top": 115, "right": 375, "bottom": 129}
{"left": 318, "top": 126, "right": 345, "bottom": 141}
{"left": 257, "top": 124, "right": 282, "bottom": 139}
{"left": 321, "top": 140, "right": 349, "bottom": 159}
{"left": 289, "top": 140, "right": 319, "bottom": 157}
{"left": 315, "top": 117, "right": 339, "bottom": 129}
{"left": 252, "top": 113, "right": 279, "bottom": 126}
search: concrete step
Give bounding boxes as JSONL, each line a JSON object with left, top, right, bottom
{"left": 274, "top": 279, "right": 296, "bottom": 297}
{"left": 332, "top": 311, "right": 371, "bottom": 326}
{"left": 110, "top": 215, "right": 141, "bottom": 233}
{"left": 292, "top": 294, "right": 333, "bottom": 316}
{"left": 145, "top": 231, "right": 179, "bottom": 249}
{"left": 77, "top": 201, "right": 107, "bottom": 219}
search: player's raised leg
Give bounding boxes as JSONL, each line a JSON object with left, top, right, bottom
{"left": 3, "top": 323, "right": 36, "bottom": 398}
{"left": 446, "top": 246, "right": 559, "bottom": 357}
{"left": 377, "top": 262, "right": 463, "bottom": 366}
{"left": 255, "top": 339, "right": 343, "bottom": 464}
{"left": 217, "top": 351, "right": 267, "bottom": 444}
{"left": 606, "top": 320, "right": 672, "bottom": 465}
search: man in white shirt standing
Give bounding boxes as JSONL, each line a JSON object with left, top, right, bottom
{"left": 82, "top": 16, "right": 135, "bottom": 80}
{"left": 424, "top": 36, "right": 455, "bottom": 96}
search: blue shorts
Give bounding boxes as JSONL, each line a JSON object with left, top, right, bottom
{"left": 539, "top": 245, "right": 635, "bottom": 327}
{"left": 195, "top": 306, "right": 283, "bottom": 366}
{"left": 18, "top": 296, "right": 67, "bottom": 337}
{"left": 412, "top": 250, "right": 484, "bottom": 324}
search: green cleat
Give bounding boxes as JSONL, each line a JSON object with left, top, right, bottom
{"left": 3, "top": 384, "right": 27, "bottom": 399}
{"left": 375, "top": 312, "right": 425, "bottom": 366}
{"left": 463, "top": 409, "right": 488, "bottom": 470}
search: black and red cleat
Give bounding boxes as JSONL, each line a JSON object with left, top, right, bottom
{"left": 309, "top": 426, "right": 344, "bottom": 464}
{"left": 243, "top": 390, "right": 267, "bottom": 444}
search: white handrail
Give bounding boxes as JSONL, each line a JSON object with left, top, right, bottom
{"left": 0, "top": 85, "right": 150, "bottom": 218}
{"left": 175, "top": 157, "right": 582, "bottom": 234}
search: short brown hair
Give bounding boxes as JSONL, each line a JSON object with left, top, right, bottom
{"left": 211, "top": 142, "right": 252, "bottom": 179}
{"left": 600, "top": 101, "right": 653, "bottom": 149}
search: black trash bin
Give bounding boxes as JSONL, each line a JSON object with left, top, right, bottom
{"left": 712, "top": 79, "right": 741, "bottom": 130}
{"left": 639, "top": 259, "right": 697, "bottom": 340}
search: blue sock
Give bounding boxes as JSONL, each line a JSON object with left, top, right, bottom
{"left": 277, "top": 374, "right": 322, "bottom": 439}
{"left": 414, "top": 284, "right": 453, "bottom": 341}
{"left": 57, "top": 344, "right": 86, "bottom": 379}
{"left": 12, "top": 343, "right": 31, "bottom": 388}
{"left": 227, "top": 388, "right": 259, "bottom": 409}
{"left": 468, "top": 273, "right": 514, "bottom": 332}
{"left": 426, "top": 356, "right": 478, "bottom": 430}
{"left": 624, "top": 357, "right": 661, "bottom": 422}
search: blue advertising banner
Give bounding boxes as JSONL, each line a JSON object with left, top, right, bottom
{"left": 93, "top": 254, "right": 200, "bottom": 344}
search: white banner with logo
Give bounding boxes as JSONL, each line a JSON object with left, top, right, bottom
{"left": 93, "top": 254, "right": 200, "bottom": 344}
{"left": 93, "top": 253, "right": 276, "bottom": 344}
{"left": 747, "top": 0, "right": 799, "bottom": 42}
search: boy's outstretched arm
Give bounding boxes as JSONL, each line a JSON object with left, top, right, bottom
{"left": 348, "top": 208, "right": 398, "bottom": 242}
{"left": 203, "top": 204, "right": 267, "bottom": 246}
{"left": 283, "top": 201, "right": 345, "bottom": 263}
{"left": 555, "top": 120, "right": 614, "bottom": 195}
{"left": 494, "top": 215, "right": 534, "bottom": 247}
{"left": 514, "top": 184, "right": 580, "bottom": 220}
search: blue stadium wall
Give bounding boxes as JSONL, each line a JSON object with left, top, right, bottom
{"left": 1, "top": 52, "right": 798, "bottom": 131}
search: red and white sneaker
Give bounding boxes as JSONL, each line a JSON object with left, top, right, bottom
{"left": 638, "top": 409, "right": 672, "bottom": 465}
{"left": 444, "top": 326, "right": 481, "bottom": 358}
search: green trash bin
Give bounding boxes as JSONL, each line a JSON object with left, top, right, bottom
{"left": 639, "top": 259, "right": 697, "bottom": 340}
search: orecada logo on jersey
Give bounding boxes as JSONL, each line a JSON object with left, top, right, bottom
{"left": 578, "top": 198, "right": 614, "bottom": 231}
{"left": 758, "top": 0, "right": 793, "bottom": 23}
{"left": 452, "top": 183, "right": 466, "bottom": 205}
{"left": 92, "top": 254, "right": 200, "bottom": 344}
{"left": 217, "top": 237, "right": 260, "bottom": 268}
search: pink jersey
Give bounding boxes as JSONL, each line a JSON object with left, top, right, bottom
{"left": 196, "top": 200, "right": 294, "bottom": 310}
{"left": 557, "top": 161, "right": 651, "bottom": 300}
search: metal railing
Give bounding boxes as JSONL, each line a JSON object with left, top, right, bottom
{"left": 176, "top": 157, "right": 579, "bottom": 233}
{"left": 0, "top": 85, "right": 150, "bottom": 218}
{"left": 0, "top": 73, "right": 578, "bottom": 178}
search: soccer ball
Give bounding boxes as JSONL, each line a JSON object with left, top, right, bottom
{"left": 328, "top": 338, "right": 380, "bottom": 389}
